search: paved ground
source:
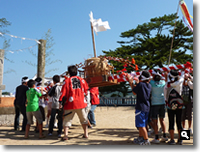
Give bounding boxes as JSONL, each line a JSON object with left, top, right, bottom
{"left": 0, "top": 106, "right": 193, "bottom": 145}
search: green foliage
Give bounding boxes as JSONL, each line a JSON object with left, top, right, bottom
{"left": 24, "top": 29, "right": 62, "bottom": 76}
{"left": 0, "top": 18, "right": 11, "bottom": 50}
{"left": 2, "top": 92, "right": 10, "bottom": 95}
{"left": 42, "top": 29, "right": 62, "bottom": 75}
{"left": 101, "top": 13, "right": 193, "bottom": 97}
{"left": 0, "top": 18, "right": 15, "bottom": 74}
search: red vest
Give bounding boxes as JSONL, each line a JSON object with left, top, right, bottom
{"left": 90, "top": 87, "right": 100, "bottom": 105}
{"left": 60, "top": 76, "right": 89, "bottom": 110}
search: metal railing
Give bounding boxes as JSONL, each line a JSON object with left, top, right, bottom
{"left": 99, "top": 96, "right": 136, "bottom": 106}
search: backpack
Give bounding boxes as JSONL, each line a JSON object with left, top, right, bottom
{"left": 166, "top": 86, "right": 184, "bottom": 110}
{"left": 181, "top": 85, "right": 190, "bottom": 105}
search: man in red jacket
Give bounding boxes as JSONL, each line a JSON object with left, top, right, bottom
{"left": 88, "top": 87, "right": 100, "bottom": 128}
{"left": 59, "top": 65, "right": 89, "bottom": 140}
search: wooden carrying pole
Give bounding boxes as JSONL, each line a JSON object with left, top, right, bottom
{"left": 90, "top": 22, "right": 97, "bottom": 57}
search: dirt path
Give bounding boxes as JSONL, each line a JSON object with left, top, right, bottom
{"left": 0, "top": 106, "right": 193, "bottom": 145}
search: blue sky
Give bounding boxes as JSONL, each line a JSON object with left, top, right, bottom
{"left": 0, "top": 0, "right": 194, "bottom": 93}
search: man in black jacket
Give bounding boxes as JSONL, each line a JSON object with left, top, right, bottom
{"left": 14, "top": 76, "right": 29, "bottom": 131}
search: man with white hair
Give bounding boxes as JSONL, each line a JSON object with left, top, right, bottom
{"left": 14, "top": 76, "right": 29, "bottom": 132}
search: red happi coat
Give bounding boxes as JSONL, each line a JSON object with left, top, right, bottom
{"left": 90, "top": 87, "right": 100, "bottom": 105}
{"left": 60, "top": 76, "right": 89, "bottom": 110}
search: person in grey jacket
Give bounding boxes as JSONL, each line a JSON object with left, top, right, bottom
{"left": 48, "top": 75, "right": 63, "bottom": 137}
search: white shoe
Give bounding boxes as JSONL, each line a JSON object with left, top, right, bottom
{"left": 151, "top": 139, "right": 160, "bottom": 144}
{"left": 182, "top": 128, "right": 186, "bottom": 130}
{"left": 189, "top": 128, "right": 193, "bottom": 134}
{"left": 54, "top": 123, "right": 57, "bottom": 128}
{"left": 45, "top": 124, "right": 49, "bottom": 128}
{"left": 140, "top": 140, "right": 151, "bottom": 145}
{"left": 160, "top": 137, "right": 168, "bottom": 142}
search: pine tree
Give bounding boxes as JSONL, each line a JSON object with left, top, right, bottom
{"left": 100, "top": 13, "right": 193, "bottom": 97}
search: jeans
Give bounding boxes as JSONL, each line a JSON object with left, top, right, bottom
{"left": 48, "top": 108, "right": 63, "bottom": 134}
{"left": 88, "top": 105, "right": 97, "bottom": 125}
{"left": 14, "top": 104, "right": 27, "bottom": 131}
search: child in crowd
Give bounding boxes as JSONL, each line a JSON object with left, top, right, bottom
{"left": 128, "top": 70, "right": 152, "bottom": 145}
{"left": 25, "top": 79, "right": 45, "bottom": 139}
{"left": 149, "top": 70, "right": 168, "bottom": 143}
{"left": 45, "top": 81, "right": 54, "bottom": 128}
{"left": 48, "top": 75, "right": 63, "bottom": 138}
{"left": 88, "top": 87, "right": 100, "bottom": 128}
{"left": 34, "top": 77, "right": 47, "bottom": 132}
{"left": 59, "top": 65, "right": 89, "bottom": 140}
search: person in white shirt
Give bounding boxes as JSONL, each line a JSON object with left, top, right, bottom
{"left": 165, "top": 70, "right": 184, "bottom": 145}
{"left": 181, "top": 73, "right": 193, "bottom": 134}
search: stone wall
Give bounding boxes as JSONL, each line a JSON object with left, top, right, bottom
{"left": 0, "top": 97, "right": 17, "bottom": 126}
{"left": 0, "top": 97, "right": 15, "bottom": 115}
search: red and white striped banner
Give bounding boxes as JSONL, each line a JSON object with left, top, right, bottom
{"left": 108, "top": 62, "right": 193, "bottom": 83}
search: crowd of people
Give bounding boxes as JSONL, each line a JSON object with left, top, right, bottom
{"left": 127, "top": 68, "right": 193, "bottom": 145}
{"left": 13, "top": 65, "right": 193, "bottom": 145}
{"left": 14, "top": 65, "right": 100, "bottom": 140}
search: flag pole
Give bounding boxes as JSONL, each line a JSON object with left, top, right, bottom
{"left": 90, "top": 22, "right": 97, "bottom": 57}
{"left": 168, "top": 1, "right": 180, "bottom": 66}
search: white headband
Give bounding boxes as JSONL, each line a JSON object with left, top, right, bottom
{"left": 152, "top": 70, "right": 162, "bottom": 77}
{"left": 35, "top": 80, "right": 42, "bottom": 86}
{"left": 169, "top": 73, "right": 178, "bottom": 78}
{"left": 140, "top": 75, "right": 152, "bottom": 81}
{"left": 22, "top": 78, "right": 29, "bottom": 83}
{"left": 167, "top": 73, "right": 178, "bottom": 82}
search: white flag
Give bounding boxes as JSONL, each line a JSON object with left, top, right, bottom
{"left": 89, "top": 11, "right": 111, "bottom": 34}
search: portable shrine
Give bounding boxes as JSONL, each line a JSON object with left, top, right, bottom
{"left": 82, "top": 57, "right": 119, "bottom": 87}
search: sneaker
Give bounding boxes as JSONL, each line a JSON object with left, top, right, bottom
{"left": 182, "top": 128, "right": 186, "bottom": 130}
{"left": 58, "top": 134, "right": 62, "bottom": 138}
{"left": 158, "top": 127, "right": 162, "bottom": 133}
{"left": 167, "top": 139, "right": 176, "bottom": 145}
{"left": 133, "top": 137, "right": 144, "bottom": 144}
{"left": 14, "top": 127, "right": 20, "bottom": 131}
{"left": 148, "top": 129, "right": 154, "bottom": 136}
{"left": 91, "top": 124, "right": 96, "bottom": 127}
{"left": 151, "top": 138, "right": 160, "bottom": 144}
{"left": 54, "top": 123, "right": 57, "bottom": 128}
{"left": 140, "top": 140, "right": 151, "bottom": 145}
{"left": 189, "top": 128, "right": 193, "bottom": 134}
{"left": 45, "top": 124, "right": 49, "bottom": 128}
{"left": 160, "top": 137, "right": 168, "bottom": 142}
{"left": 48, "top": 133, "right": 53, "bottom": 136}
{"left": 177, "top": 139, "right": 183, "bottom": 145}
{"left": 88, "top": 125, "right": 93, "bottom": 129}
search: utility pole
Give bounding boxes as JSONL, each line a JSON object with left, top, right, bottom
{"left": 0, "top": 49, "right": 5, "bottom": 98}
{"left": 37, "top": 39, "right": 46, "bottom": 87}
